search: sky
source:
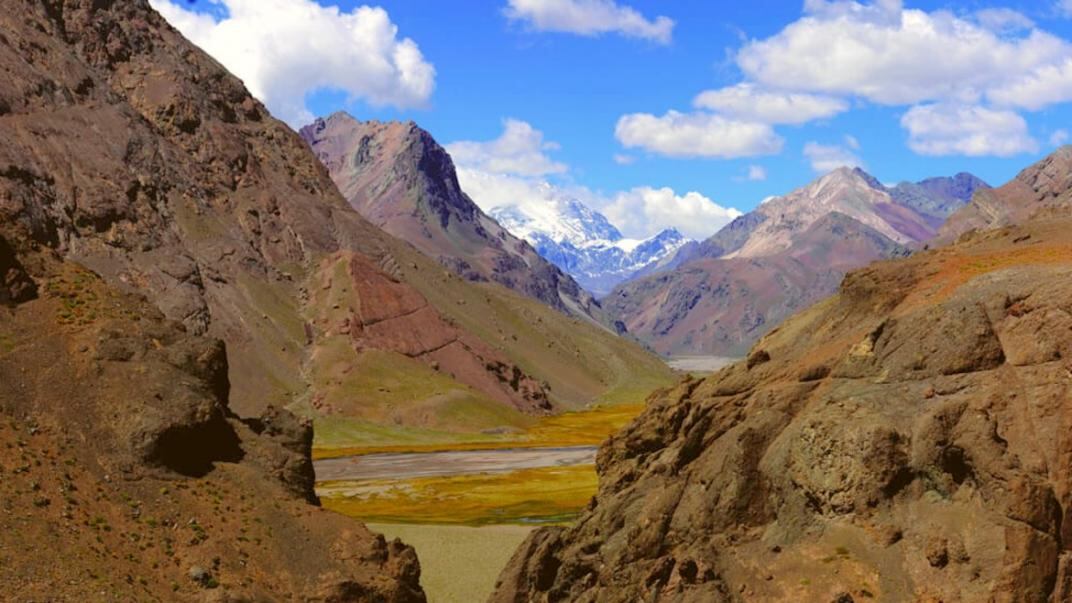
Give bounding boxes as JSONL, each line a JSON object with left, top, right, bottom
{"left": 151, "top": 0, "right": 1072, "bottom": 241}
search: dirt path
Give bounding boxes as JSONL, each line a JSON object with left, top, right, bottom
{"left": 314, "top": 445, "right": 597, "bottom": 482}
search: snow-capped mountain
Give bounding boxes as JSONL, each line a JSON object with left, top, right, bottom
{"left": 490, "top": 196, "right": 691, "bottom": 296}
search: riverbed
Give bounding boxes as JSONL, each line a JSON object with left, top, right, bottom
{"left": 667, "top": 355, "right": 738, "bottom": 373}
{"left": 314, "top": 445, "right": 597, "bottom": 481}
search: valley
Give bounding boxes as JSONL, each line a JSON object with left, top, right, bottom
{"left": 314, "top": 402, "right": 648, "bottom": 602}
{"left": 6, "top": 1, "right": 1072, "bottom": 602}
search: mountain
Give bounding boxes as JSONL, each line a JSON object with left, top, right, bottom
{"left": 489, "top": 194, "right": 690, "bottom": 295}
{"left": 941, "top": 146, "right": 1072, "bottom": 239}
{"left": 604, "top": 168, "right": 988, "bottom": 356}
{"left": 0, "top": 0, "right": 676, "bottom": 596}
{"left": 0, "top": 0, "right": 423, "bottom": 599}
{"left": 493, "top": 186, "right": 1072, "bottom": 601}
{"left": 299, "top": 113, "right": 603, "bottom": 321}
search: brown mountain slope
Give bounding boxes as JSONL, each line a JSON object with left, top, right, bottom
{"left": 300, "top": 113, "right": 603, "bottom": 321}
{"left": 0, "top": 241, "right": 423, "bottom": 600}
{"left": 0, "top": 0, "right": 670, "bottom": 448}
{"left": 493, "top": 212, "right": 1072, "bottom": 603}
{"left": 941, "top": 146, "right": 1072, "bottom": 239}
{"left": 605, "top": 168, "right": 981, "bottom": 357}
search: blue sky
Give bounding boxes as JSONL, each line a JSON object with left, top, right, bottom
{"left": 153, "top": 0, "right": 1072, "bottom": 239}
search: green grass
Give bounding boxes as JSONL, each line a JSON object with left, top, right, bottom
{"left": 391, "top": 243, "right": 675, "bottom": 410}
{"left": 319, "top": 465, "right": 598, "bottom": 525}
{"left": 313, "top": 402, "right": 644, "bottom": 459}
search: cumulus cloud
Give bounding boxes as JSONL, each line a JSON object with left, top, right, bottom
{"left": 988, "top": 58, "right": 1072, "bottom": 111}
{"left": 974, "top": 8, "right": 1034, "bottom": 33}
{"left": 900, "top": 104, "right": 1038, "bottom": 157}
{"left": 1052, "top": 129, "right": 1070, "bottom": 146}
{"left": 615, "top": 111, "right": 784, "bottom": 158}
{"left": 692, "top": 84, "right": 848, "bottom": 125}
{"left": 746, "top": 165, "right": 768, "bottom": 181}
{"left": 803, "top": 141, "right": 865, "bottom": 172}
{"left": 504, "top": 0, "right": 674, "bottom": 44}
{"left": 150, "top": 0, "right": 435, "bottom": 126}
{"left": 601, "top": 187, "right": 742, "bottom": 240}
{"left": 613, "top": 154, "right": 636, "bottom": 165}
{"left": 737, "top": 2, "right": 1071, "bottom": 108}
{"left": 449, "top": 120, "right": 739, "bottom": 240}
{"left": 446, "top": 119, "right": 567, "bottom": 177}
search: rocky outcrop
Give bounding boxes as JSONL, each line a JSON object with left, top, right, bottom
{"left": 493, "top": 214, "right": 1072, "bottom": 602}
{"left": 605, "top": 168, "right": 983, "bottom": 357}
{"left": 300, "top": 114, "right": 605, "bottom": 321}
{"left": 0, "top": 248, "right": 424, "bottom": 601}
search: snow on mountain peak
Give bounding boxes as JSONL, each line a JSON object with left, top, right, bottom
{"left": 489, "top": 198, "right": 691, "bottom": 295}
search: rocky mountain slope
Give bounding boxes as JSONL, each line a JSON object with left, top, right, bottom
{"left": 0, "top": 244, "right": 424, "bottom": 600}
{"left": 0, "top": 0, "right": 670, "bottom": 455}
{"left": 489, "top": 195, "right": 689, "bottom": 295}
{"left": 941, "top": 146, "right": 1072, "bottom": 239}
{"left": 492, "top": 202, "right": 1072, "bottom": 602}
{"left": 300, "top": 113, "right": 603, "bottom": 320}
{"left": 605, "top": 169, "right": 987, "bottom": 356}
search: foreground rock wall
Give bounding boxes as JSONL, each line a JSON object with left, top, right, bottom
{"left": 493, "top": 217, "right": 1072, "bottom": 602}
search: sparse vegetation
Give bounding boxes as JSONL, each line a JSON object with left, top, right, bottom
{"left": 319, "top": 464, "right": 598, "bottom": 525}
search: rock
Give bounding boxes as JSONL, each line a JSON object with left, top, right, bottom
{"left": 925, "top": 537, "right": 949, "bottom": 568}
{"left": 188, "top": 566, "right": 211, "bottom": 586}
{"left": 0, "top": 235, "right": 35, "bottom": 305}
{"left": 492, "top": 210, "right": 1072, "bottom": 602}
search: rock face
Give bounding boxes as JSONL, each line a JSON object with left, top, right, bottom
{"left": 605, "top": 168, "right": 986, "bottom": 356}
{"left": 492, "top": 212, "right": 1072, "bottom": 603}
{"left": 300, "top": 114, "right": 604, "bottom": 321}
{"left": 488, "top": 195, "right": 691, "bottom": 296}
{"left": 0, "top": 247, "right": 424, "bottom": 600}
{"left": 0, "top": 0, "right": 568, "bottom": 422}
{"left": 941, "top": 147, "right": 1072, "bottom": 239}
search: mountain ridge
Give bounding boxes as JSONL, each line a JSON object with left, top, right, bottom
{"left": 604, "top": 167, "right": 987, "bottom": 356}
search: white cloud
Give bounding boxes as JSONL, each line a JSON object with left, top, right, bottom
{"left": 446, "top": 119, "right": 567, "bottom": 177}
{"left": 615, "top": 111, "right": 784, "bottom": 158}
{"left": 900, "top": 104, "right": 1038, "bottom": 157}
{"left": 987, "top": 58, "right": 1072, "bottom": 111}
{"left": 737, "top": 3, "right": 1072, "bottom": 108}
{"left": 803, "top": 141, "right": 865, "bottom": 172}
{"left": 601, "top": 187, "right": 742, "bottom": 240}
{"left": 974, "top": 8, "right": 1034, "bottom": 33}
{"left": 456, "top": 168, "right": 736, "bottom": 240}
{"left": 150, "top": 0, "right": 435, "bottom": 127}
{"left": 449, "top": 119, "right": 740, "bottom": 240}
{"left": 1052, "top": 129, "right": 1070, "bottom": 146}
{"left": 692, "top": 84, "right": 848, "bottom": 125}
{"left": 613, "top": 154, "right": 636, "bottom": 165}
{"left": 504, "top": 0, "right": 674, "bottom": 44}
{"left": 1059, "top": 1, "right": 1072, "bottom": 18}
{"left": 746, "top": 165, "right": 768, "bottom": 181}
{"left": 844, "top": 134, "right": 860, "bottom": 150}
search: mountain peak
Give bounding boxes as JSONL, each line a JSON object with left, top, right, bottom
{"left": 489, "top": 199, "right": 691, "bottom": 295}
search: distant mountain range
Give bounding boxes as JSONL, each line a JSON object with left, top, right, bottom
{"left": 603, "top": 167, "right": 990, "bottom": 356}
{"left": 489, "top": 193, "right": 690, "bottom": 295}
